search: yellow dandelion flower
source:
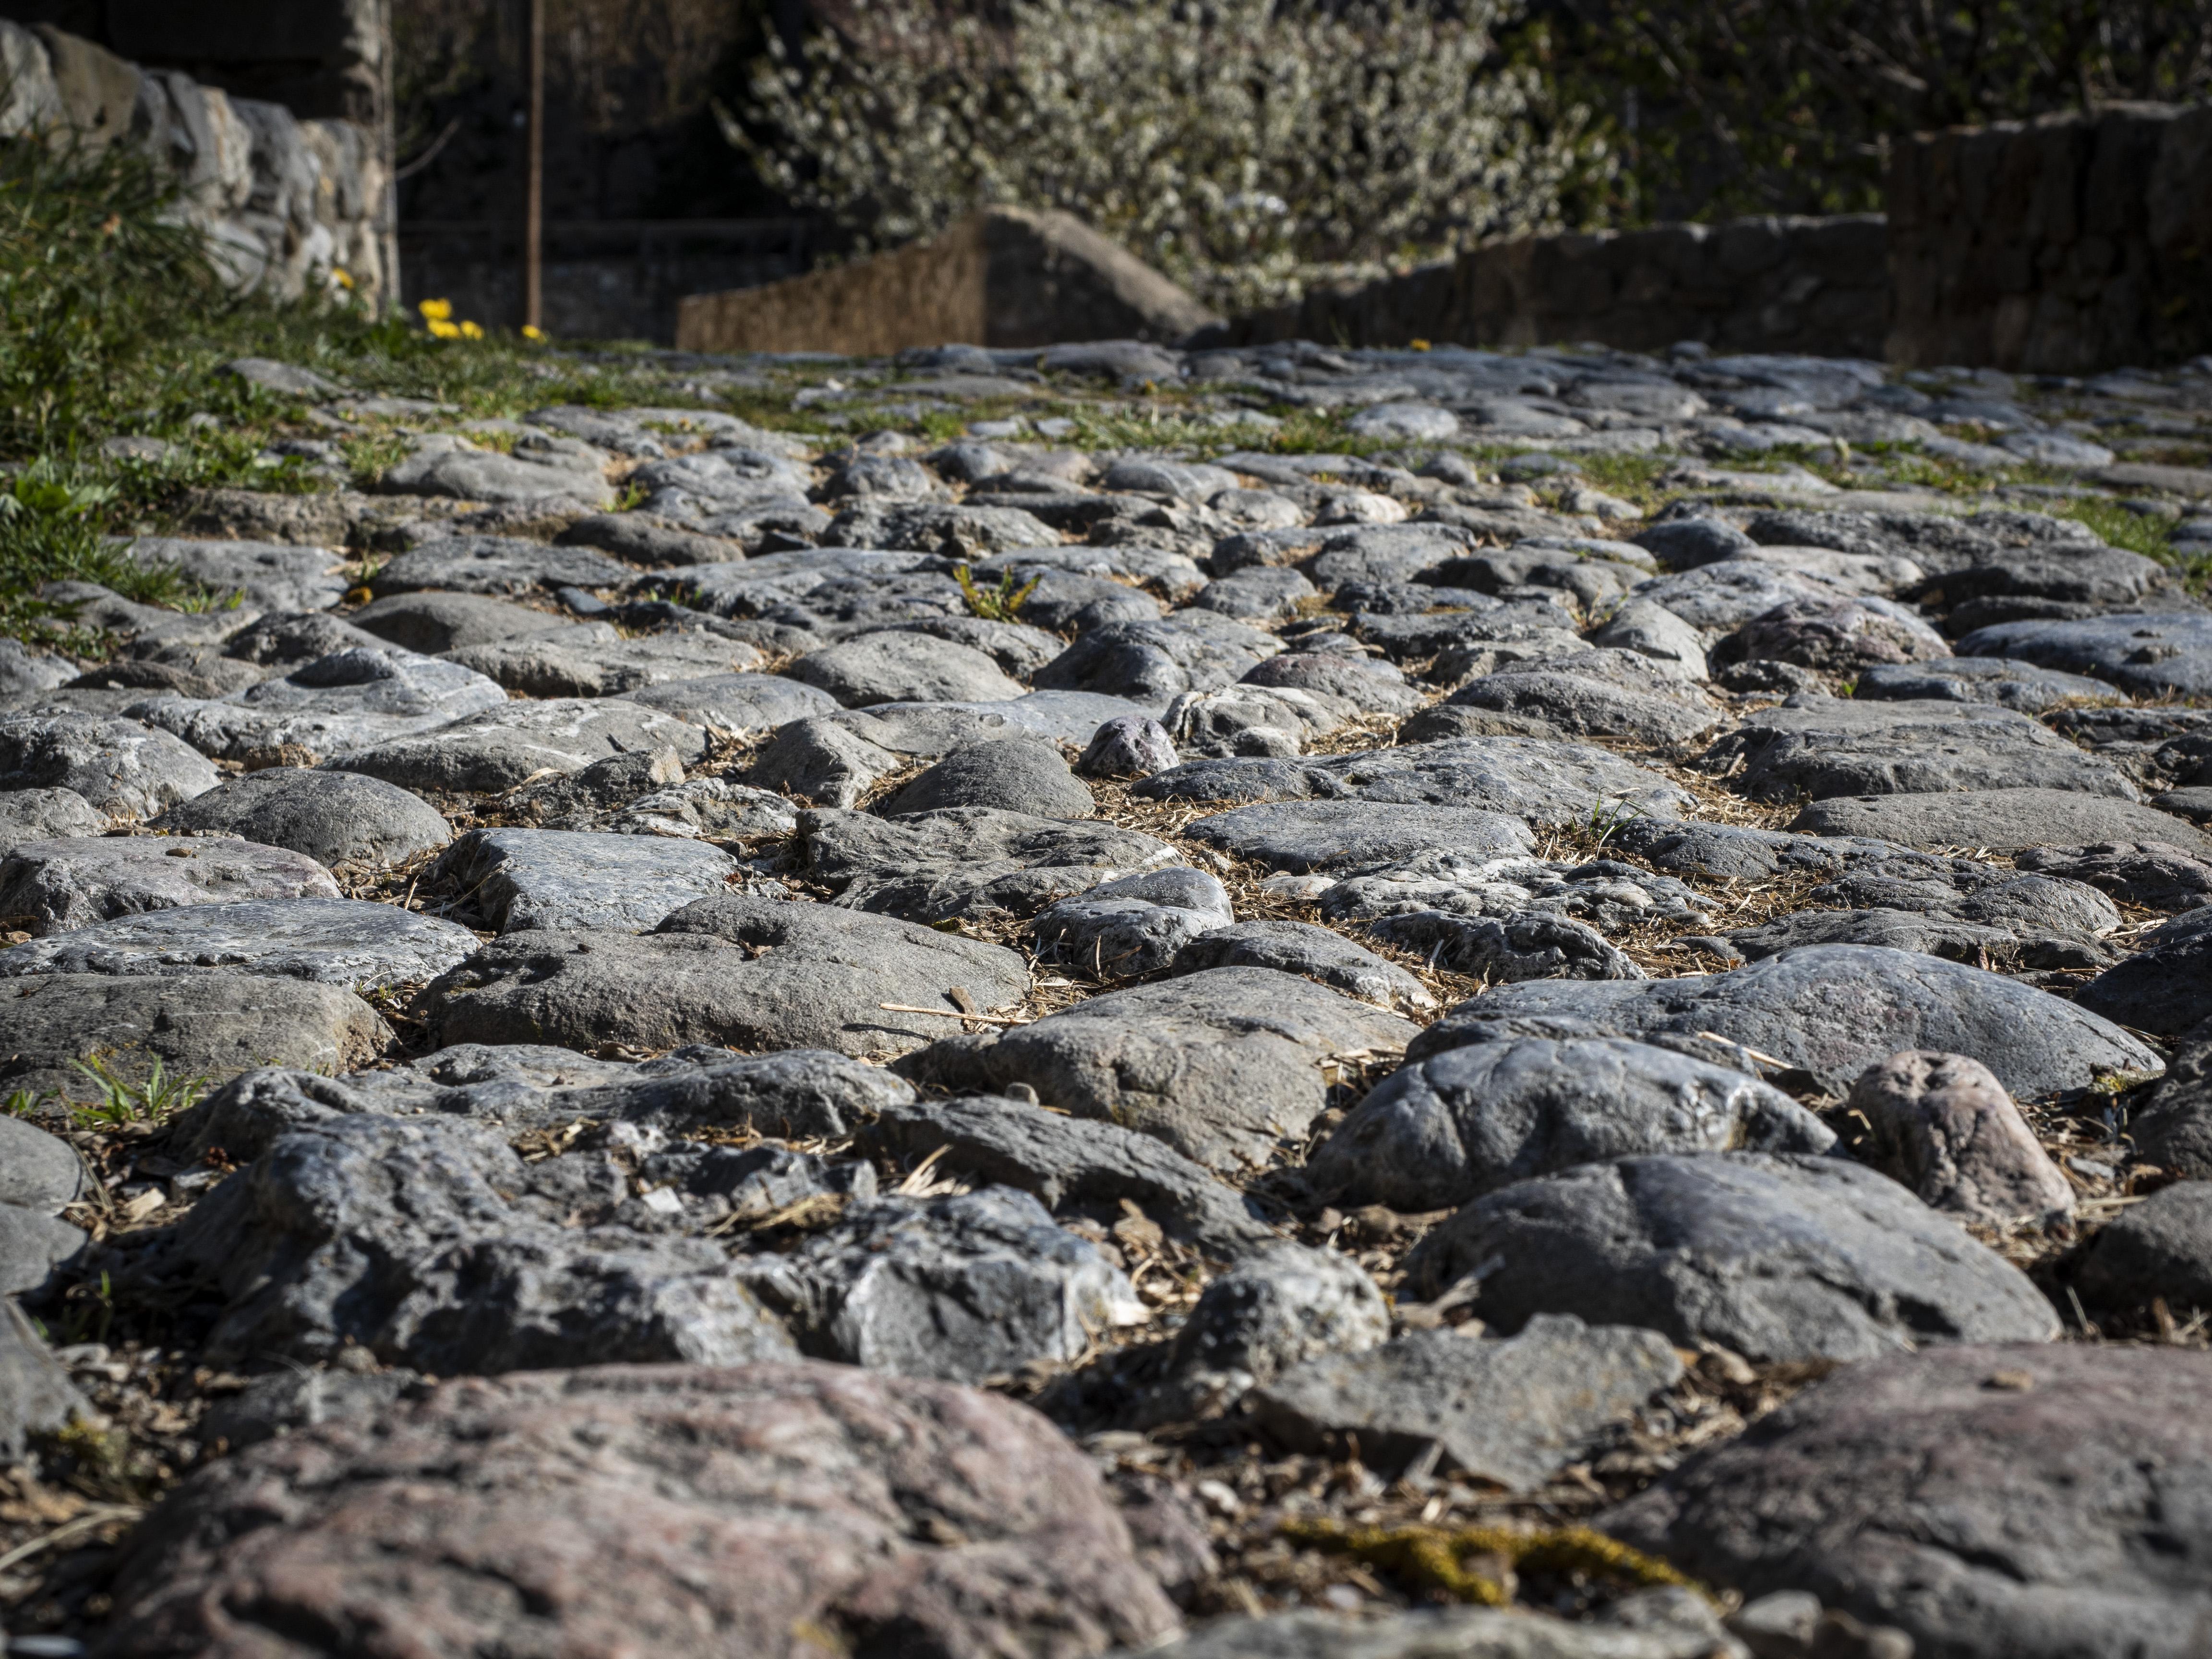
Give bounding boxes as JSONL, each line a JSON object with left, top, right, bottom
{"left": 521, "top": 325, "right": 547, "bottom": 342}
{"left": 418, "top": 298, "right": 453, "bottom": 322}
{"left": 1410, "top": 338, "right": 1432, "bottom": 351}
{"left": 330, "top": 267, "right": 355, "bottom": 290}
{"left": 427, "top": 318, "right": 461, "bottom": 340}
{"left": 459, "top": 320, "right": 484, "bottom": 340}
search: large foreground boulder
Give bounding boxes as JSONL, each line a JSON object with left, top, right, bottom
{"left": 98, "top": 1361, "right": 1181, "bottom": 1659}
{"left": 1602, "top": 1344, "right": 2212, "bottom": 1659}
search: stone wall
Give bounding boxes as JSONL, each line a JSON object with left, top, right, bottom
{"left": 675, "top": 207, "right": 1219, "bottom": 356}
{"left": 0, "top": 20, "right": 388, "bottom": 307}
{"left": 1206, "top": 215, "right": 1889, "bottom": 358}
{"left": 1887, "top": 102, "right": 2212, "bottom": 374}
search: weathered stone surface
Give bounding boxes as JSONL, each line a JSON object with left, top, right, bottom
{"left": 1146, "top": 1244, "right": 1388, "bottom": 1414}
{"left": 1712, "top": 597, "right": 1950, "bottom": 673}
{"left": 370, "top": 534, "right": 628, "bottom": 597}
{"left": 1170, "top": 919, "right": 1431, "bottom": 1011}
{"left": 733, "top": 1186, "right": 1144, "bottom": 1381}
{"left": 421, "top": 895, "right": 1031, "bottom": 1061}
{"left": 1714, "top": 906, "right": 2103, "bottom": 973}
{"left": 1182, "top": 801, "right": 1538, "bottom": 874}
{"left": 855, "top": 1093, "right": 1273, "bottom": 1255}
{"left": 1127, "top": 1600, "right": 1743, "bottom": 1659}
{"left": 1591, "top": 597, "right": 1710, "bottom": 680}
{"left": 1635, "top": 517, "right": 1757, "bottom": 569}
{"left": 223, "top": 612, "right": 389, "bottom": 667}
{"left": 0, "top": 785, "right": 104, "bottom": 853}
{"left": 1034, "top": 613, "right": 1281, "bottom": 706}
{"left": 1077, "top": 713, "right": 1181, "bottom": 778}
{"left": 1632, "top": 559, "right": 1831, "bottom": 632}
{"left": 351, "top": 590, "right": 565, "bottom": 653}
{"left": 0, "top": 1115, "right": 81, "bottom": 1211}
{"left": 1139, "top": 737, "right": 1692, "bottom": 827}
{"left": 1032, "top": 866, "right": 1233, "bottom": 979}
{"left": 1854, "top": 656, "right": 2120, "bottom": 712}
{"left": 101, "top": 1362, "right": 1179, "bottom": 1659}
{"left": 1709, "top": 697, "right": 2136, "bottom": 802}
{"left": 0, "top": 973, "right": 388, "bottom": 1098}
{"left": 445, "top": 624, "right": 763, "bottom": 698}
{"left": 183, "top": 1045, "right": 920, "bottom": 1156}
{"left": 332, "top": 698, "right": 709, "bottom": 793}
{"left": 622, "top": 671, "right": 840, "bottom": 732}
{"left": 747, "top": 714, "right": 904, "bottom": 807}
{"left": 156, "top": 1109, "right": 796, "bottom": 1371}
{"left": 138, "top": 647, "right": 511, "bottom": 762}
{"left": 2070, "top": 1180, "right": 2212, "bottom": 1314}
{"left": 1363, "top": 909, "right": 1644, "bottom": 983}
{"left": 0, "top": 1299, "right": 85, "bottom": 1458}
{"left": 789, "top": 631, "right": 1028, "bottom": 708}
{"left": 151, "top": 767, "right": 452, "bottom": 868}
{"left": 2014, "top": 840, "right": 2212, "bottom": 911}
{"left": 380, "top": 438, "right": 616, "bottom": 508}
{"left": 1244, "top": 647, "right": 1426, "bottom": 716}
{"left": 433, "top": 828, "right": 740, "bottom": 933}
{"left": 1254, "top": 1315, "right": 1683, "bottom": 1490}
{"left": 1442, "top": 665, "right": 1719, "bottom": 746}
{"left": 2077, "top": 906, "right": 2212, "bottom": 1036}
{"left": 0, "top": 1201, "right": 84, "bottom": 1297}
{"left": 1309, "top": 1038, "right": 1835, "bottom": 1212}
{"left": 799, "top": 806, "right": 1177, "bottom": 921}
{"left": 123, "top": 539, "right": 347, "bottom": 613}
{"left": 1846, "top": 1051, "right": 2076, "bottom": 1225}
{"left": 1601, "top": 1344, "right": 2212, "bottom": 1659}
{"left": 896, "top": 966, "right": 1415, "bottom": 1173}
{"left": 0, "top": 835, "right": 341, "bottom": 934}
{"left": 824, "top": 499, "right": 1060, "bottom": 552}
{"left": 1404, "top": 1153, "right": 2059, "bottom": 1360}
{"left": 881, "top": 737, "right": 1094, "bottom": 819}
{"left": 0, "top": 899, "right": 480, "bottom": 990}
{"left": 555, "top": 510, "right": 744, "bottom": 566}
{"left": 1793, "top": 786, "right": 2212, "bottom": 854}
{"left": 0, "top": 637, "right": 74, "bottom": 698}
{"left": 0, "top": 714, "right": 218, "bottom": 817}
{"left": 1410, "top": 944, "right": 2161, "bottom": 1099}
{"left": 1956, "top": 611, "right": 2212, "bottom": 699}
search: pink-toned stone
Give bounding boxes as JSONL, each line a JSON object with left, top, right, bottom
{"left": 98, "top": 1361, "right": 1180, "bottom": 1659}
{"left": 1847, "top": 1049, "right": 2075, "bottom": 1224}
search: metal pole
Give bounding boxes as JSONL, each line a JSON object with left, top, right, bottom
{"left": 524, "top": 0, "right": 544, "bottom": 331}
{"left": 380, "top": 0, "right": 400, "bottom": 312}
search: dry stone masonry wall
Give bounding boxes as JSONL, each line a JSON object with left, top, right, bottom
{"left": 0, "top": 19, "right": 387, "bottom": 305}
{"left": 1888, "top": 101, "right": 2212, "bottom": 374}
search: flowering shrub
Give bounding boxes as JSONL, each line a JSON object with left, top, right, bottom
{"left": 733, "top": 0, "right": 1595, "bottom": 312}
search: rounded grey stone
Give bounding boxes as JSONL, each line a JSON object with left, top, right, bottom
{"left": 787, "top": 632, "right": 1025, "bottom": 709}
{"left": 1169, "top": 918, "right": 1430, "bottom": 1011}
{"left": 1601, "top": 1344, "right": 2212, "bottom": 1659}
{"left": 1309, "top": 1037, "right": 1836, "bottom": 1211}
{"left": 0, "top": 786, "right": 105, "bottom": 855}
{"left": 0, "top": 898, "right": 481, "bottom": 989}
{"left": 151, "top": 767, "right": 452, "bottom": 868}
{"left": 879, "top": 737, "right": 1094, "bottom": 819}
{"left": 1404, "top": 1152, "right": 2060, "bottom": 1361}
{"left": 0, "top": 714, "right": 219, "bottom": 817}
{"left": 620, "top": 672, "right": 839, "bottom": 733}
{"left": 0, "top": 1116, "right": 83, "bottom": 1211}
{"left": 0, "top": 835, "right": 342, "bottom": 934}
{"left": 1409, "top": 943, "right": 2163, "bottom": 1100}
{"left": 433, "top": 828, "right": 742, "bottom": 933}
